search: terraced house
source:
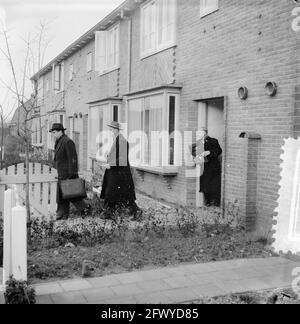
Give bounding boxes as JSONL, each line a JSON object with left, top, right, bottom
{"left": 31, "top": 0, "right": 300, "bottom": 235}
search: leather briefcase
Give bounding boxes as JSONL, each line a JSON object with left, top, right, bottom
{"left": 59, "top": 178, "right": 87, "bottom": 200}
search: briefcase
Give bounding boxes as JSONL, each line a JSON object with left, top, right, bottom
{"left": 60, "top": 178, "right": 87, "bottom": 200}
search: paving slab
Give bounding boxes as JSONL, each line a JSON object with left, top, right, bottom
{"left": 51, "top": 291, "right": 87, "bottom": 304}
{"left": 59, "top": 279, "right": 93, "bottom": 292}
{"left": 82, "top": 287, "right": 115, "bottom": 303}
{"left": 30, "top": 257, "right": 300, "bottom": 304}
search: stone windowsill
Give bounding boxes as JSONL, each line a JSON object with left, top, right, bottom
{"left": 133, "top": 165, "right": 179, "bottom": 177}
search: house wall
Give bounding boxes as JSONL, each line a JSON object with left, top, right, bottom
{"left": 176, "top": 0, "right": 298, "bottom": 233}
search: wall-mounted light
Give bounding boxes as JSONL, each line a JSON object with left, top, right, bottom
{"left": 238, "top": 86, "right": 248, "bottom": 100}
{"left": 74, "top": 113, "right": 78, "bottom": 118}
{"left": 265, "top": 82, "right": 277, "bottom": 97}
{"left": 79, "top": 112, "right": 83, "bottom": 118}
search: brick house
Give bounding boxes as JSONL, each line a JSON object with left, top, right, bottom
{"left": 31, "top": 0, "right": 300, "bottom": 234}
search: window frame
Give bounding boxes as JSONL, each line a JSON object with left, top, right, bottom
{"left": 86, "top": 53, "right": 92, "bottom": 73}
{"left": 199, "top": 0, "right": 219, "bottom": 18}
{"left": 88, "top": 100, "right": 122, "bottom": 159}
{"left": 94, "top": 23, "right": 120, "bottom": 76}
{"left": 31, "top": 116, "right": 43, "bottom": 147}
{"left": 140, "top": 0, "right": 177, "bottom": 59}
{"left": 125, "top": 89, "right": 180, "bottom": 170}
{"left": 47, "top": 112, "right": 66, "bottom": 150}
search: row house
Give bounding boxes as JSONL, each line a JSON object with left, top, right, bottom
{"left": 31, "top": 0, "right": 300, "bottom": 235}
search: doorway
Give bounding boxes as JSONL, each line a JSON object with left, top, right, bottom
{"left": 196, "top": 98, "right": 225, "bottom": 207}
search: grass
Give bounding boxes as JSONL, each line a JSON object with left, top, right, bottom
{"left": 193, "top": 288, "right": 300, "bottom": 304}
{"left": 28, "top": 226, "right": 273, "bottom": 284}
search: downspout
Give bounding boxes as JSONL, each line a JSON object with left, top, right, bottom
{"left": 127, "top": 18, "right": 132, "bottom": 93}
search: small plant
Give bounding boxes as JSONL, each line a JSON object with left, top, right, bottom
{"left": 176, "top": 207, "right": 199, "bottom": 237}
{"left": 4, "top": 276, "right": 36, "bottom": 304}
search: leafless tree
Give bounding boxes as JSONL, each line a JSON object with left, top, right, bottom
{"left": 0, "top": 21, "right": 53, "bottom": 229}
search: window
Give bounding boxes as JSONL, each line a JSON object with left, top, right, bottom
{"left": 89, "top": 102, "right": 120, "bottom": 157}
{"left": 200, "top": 0, "right": 219, "bottom": 18}
{"left": 95, "top": 24, "right": 120, "bottom": 75}
{"left": 53, "top": 62, "right": 64, "bottom": 92}
{"left": 127, "top": 91, "right": 179, "bottom": 168}
{"left": 141, "top": 0, "right": 176, "bottom": 58}
{"left": 31, "top": 117, "right": 43, "bottom": 146}
{"left": 69, "top": 64, "right": 74, "bottom": 81}
{"left": 45, "top": 79, "right": 50, "bottom": 93}
{"left": 47, "top": 113, "right": 66, "bottom": 150}
{"left": 86, "top": 53, "right": 92, "bottom": 73}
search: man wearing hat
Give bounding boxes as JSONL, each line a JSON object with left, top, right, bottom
{"left": 99, "top": 121, "right": 142, "bottom": 220}
{"left": 191, "top": 127, "right": 222, "bottom": 207}
{"left": 49, "top": 123, "right": 90, "bottom": 220}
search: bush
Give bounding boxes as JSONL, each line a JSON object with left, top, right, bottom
{"left": 4, "top": 276, "right": 36, "bottom": 304}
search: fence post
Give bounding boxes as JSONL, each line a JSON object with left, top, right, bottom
{"left": 3, "top": 189, "right": 14, "bottom": 286}
{"left": 11, "top": 205, "right": 27, "bottom": 281}
{"left": 3, "top": 187, "right": 27, "bottom": 286}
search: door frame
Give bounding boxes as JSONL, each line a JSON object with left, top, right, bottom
{"left": 196, "top": 96, "right": 228, "bottom": 213}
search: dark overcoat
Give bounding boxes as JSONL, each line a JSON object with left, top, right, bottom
{"left": 54, "top": 134, "right": 83, "bottom": 203}
{"left": 100, "top": 134, "right": 136, "bottom": 206}
{"left": 200, "top": 136, "right": 222, "bottom": 194}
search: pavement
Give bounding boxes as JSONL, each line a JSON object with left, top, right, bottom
{"left": 1, "top": 256, "right": 299, "bottom": 304}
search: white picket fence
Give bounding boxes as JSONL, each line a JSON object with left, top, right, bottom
{"left": 1, "top": 187, "right": 27, "bottom": 290}
{"left": 0, "top": 163, "right": 58, "bottom": 220}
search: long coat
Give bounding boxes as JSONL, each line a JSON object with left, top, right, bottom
{"left": 200, "top": 136, "right": 222, "bottom": 194}
{"left": 100, "top": 134, "right": 136, "bottom": 206}
{"left": 54, "top": 134, "right": 83, "bottom": 203}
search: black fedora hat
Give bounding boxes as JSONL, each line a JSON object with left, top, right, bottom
{"left": 49, "top": 123, "right": 67, "bottom": 133}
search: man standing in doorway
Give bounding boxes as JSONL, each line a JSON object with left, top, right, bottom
{"left": 193, "top": 127, "right": 222, "bottom": 207}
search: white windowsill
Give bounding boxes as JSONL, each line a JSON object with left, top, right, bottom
{"left": 32, "top": 143, "right": 44, "bottom": 148}
{"left": 98, "top": 66, "right": 120, "bottom": 77}
{"left": 200, "top": 8, "right": 219, "bottom": 18}
{"left": 132, "top": 164, "right": 179, "bottom": 176}
{"left": 140, "top": 43, "right": 177, "bottom": 61}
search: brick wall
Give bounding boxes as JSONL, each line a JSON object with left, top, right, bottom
{"left": 176, "top": 0, "right": 298, "bottom": 233}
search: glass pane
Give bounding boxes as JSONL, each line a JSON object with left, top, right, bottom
{"left": 169, "top": 96, "right": 176, "bottom": 165}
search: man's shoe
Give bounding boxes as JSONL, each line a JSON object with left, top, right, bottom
{"left": 130, "top": 209, "right": 143, "bottom": 221}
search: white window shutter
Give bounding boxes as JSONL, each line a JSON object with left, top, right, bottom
{"left": 115, "top": 25, "right": 120, "bottom": 68}
{"left": 60, "top": 62, "right": 64, "bottom": 91}
{"left": 95, "top": 31, "right": 107, "bottom": 73}
{"left": 208, "top": 0, "right": 219, "bottom": 12}
{"left": 52, "top": 64, "right": 55, "bottom": 90}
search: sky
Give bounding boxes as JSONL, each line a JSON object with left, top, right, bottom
{"left": 0, "top": 0, "right": 124, "bottom": 120}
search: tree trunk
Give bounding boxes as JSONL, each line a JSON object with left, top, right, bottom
{"left": 0, "top": 115, "right": 4, "bottom": 169}
{"left": 24, "top": 119, "right": 31, "bottom": 243}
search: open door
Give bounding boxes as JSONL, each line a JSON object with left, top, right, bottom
{"left": 196, "top": 98, "right": 224, "bottom": 207}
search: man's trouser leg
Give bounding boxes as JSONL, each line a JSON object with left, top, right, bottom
{"left": 57, "top": 200, "right": 70, "bottom": 219}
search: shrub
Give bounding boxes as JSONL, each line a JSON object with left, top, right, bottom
{"left": 4, "top": 276, "right": 36, "bottom": 304}
{"left": 176, "top": 207, "right": 199, "bottom": 237}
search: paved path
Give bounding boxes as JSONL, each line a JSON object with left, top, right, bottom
{"left": 1, "top": 257, "right": 299, "bottom": 304}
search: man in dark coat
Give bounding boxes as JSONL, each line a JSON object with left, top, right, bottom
{"left": 99, "top": 121, "right": 142, "bottom": 220}
{"left": 50, "top": 123, "right": 89, "bottom": 220}
{"left": 192, "top": 128, "right": 222, "bottom": 207}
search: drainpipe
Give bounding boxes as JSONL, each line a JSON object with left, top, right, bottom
{"left": 127, "top": 18, "right": 132, "bottom": 94}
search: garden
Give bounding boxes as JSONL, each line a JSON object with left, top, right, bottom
{"left": 21, "top": 190, "right": 275, "bottom": 284}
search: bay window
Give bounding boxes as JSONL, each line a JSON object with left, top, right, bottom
{"left": 141, "top": 0, "right": 176, "bottom": 58}
{"left": 31, "top": 117, "right": 43, "bottom": 146}
{"left": 47, "top": 112, "right": 66, "bottom": 150}
{"left": 89, "top": 101, "right": 121, "bottom": 158}
{"left": 127, "top": 89, "right": 179, "bottom": 169}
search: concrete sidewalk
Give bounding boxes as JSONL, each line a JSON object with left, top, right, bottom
{"left": 1, "top": 257, "right": 299, "bottom": 304}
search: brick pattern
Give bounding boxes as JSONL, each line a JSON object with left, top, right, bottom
{"left": 35, "top": 0, "right": 299, "bottom": 234}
